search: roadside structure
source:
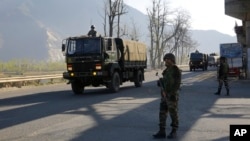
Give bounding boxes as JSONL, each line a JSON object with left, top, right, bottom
{"left": 225, "top": 0, "right": 250, "bottom": 79}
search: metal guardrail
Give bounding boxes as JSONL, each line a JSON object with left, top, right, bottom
{"left": 0, "top": 74, "right": 63, "bottom": 83}
{"left": 0, "top": 74, "right": 63, "bottom": 88}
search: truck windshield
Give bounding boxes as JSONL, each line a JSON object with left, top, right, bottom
{"left": 67, "top": 38, "right": 101, "bottom": 56}
{"left": 190, "top": 53, "right": 203, "bottom": 59}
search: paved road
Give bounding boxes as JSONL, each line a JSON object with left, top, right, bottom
{"left": 0, "top": 67, "right": 249, "bottom": 141}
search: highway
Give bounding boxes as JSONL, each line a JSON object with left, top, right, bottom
{"left": 1, "top": 67, "right": 250, "bottom": 141}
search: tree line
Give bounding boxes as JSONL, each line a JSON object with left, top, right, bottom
{"left": 102, "top": 0, "right": 197, "bottom": 69}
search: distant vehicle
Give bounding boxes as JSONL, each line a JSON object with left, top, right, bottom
{"left": 220, "top": 43, "right": 243, "bottom": 78}
{"left": 189, "top": 51, "right": 208, "bottom": 71}
{"left": 62, "top": 36, "right": 147, "bottom": 94}
{"left": 208, "top": 54, "right": 220, "bottom": 67}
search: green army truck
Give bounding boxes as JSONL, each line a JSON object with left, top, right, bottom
{"left": 62, "top": 36, "right": 147, "bottom": 94}
{"left": 189, "top": 51, "right": 208, "bottom": 71}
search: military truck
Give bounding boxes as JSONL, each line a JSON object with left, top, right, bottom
{"left": 62, "top": 35, "right": 147, "bottom": 94}
{"left": 208, "top": 53, "right": 220, "bottom": 67}
{"left": 189, "top": 51, "right": 208, "bottom": 71}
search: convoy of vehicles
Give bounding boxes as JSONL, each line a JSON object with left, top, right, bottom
{"left": 62, "top": 35, "right": 147, "bottom": 94}
{"left": 60, "top": 32, "right": 246, "bottom": 95}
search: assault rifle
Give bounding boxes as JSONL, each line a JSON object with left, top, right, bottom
{"left": 156, "top": 72, "right": 167, "bottom": 101}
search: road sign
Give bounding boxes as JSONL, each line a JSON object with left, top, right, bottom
{"left": 220, "top": 43, "right": 242, "bottom": 58}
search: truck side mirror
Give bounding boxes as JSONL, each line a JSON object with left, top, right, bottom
{"left": 62, "top": 44, "right": 65, "bottom": 52}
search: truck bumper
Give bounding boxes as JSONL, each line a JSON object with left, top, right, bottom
{"left": 63, "top": 71, "right": 109, "bottom": 79}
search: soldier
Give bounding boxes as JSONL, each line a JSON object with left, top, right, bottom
{"left": 153, "top": 53, "right": 181, "bottom": 139}
{"left": 214, "top": 56, "right": 230, "bottom": 96}
{"left": 87, "top": 25, "right": 97, "bottom": 37}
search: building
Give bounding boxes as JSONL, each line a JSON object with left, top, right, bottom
{"left": 225, "top": 0, "right": 250, "bottom": 78}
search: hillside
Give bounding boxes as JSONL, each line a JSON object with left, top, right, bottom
{"left": 191, "top": 30, "right": 237, "bottom": 54}
{"left": 0, "top": 0, "right": 237, "bottom": 61}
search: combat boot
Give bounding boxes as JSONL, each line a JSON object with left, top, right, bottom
{"left": 167, "top": 129, "right": 177, "bottom": 139}
{"left": 214, "top": 88, "right": 221, "bottom": 95}
{"left": 153, "top": 127, "right": 166, "bottom": 139}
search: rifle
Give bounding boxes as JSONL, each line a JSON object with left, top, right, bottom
{"left": 156, "top": 72, "right": 167, "bottom": 101}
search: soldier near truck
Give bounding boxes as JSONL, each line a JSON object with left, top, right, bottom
{"left": 214, "top": 56, "right": 230, "bottom": 96}
{"left": 153, "top": 53, "right": 181, "bottom": 139}
{"left": 61, "top": 36, "right": 147, "bottom": 94}
{"left": 87, "top": 25, "right": 97, "bottom": 37}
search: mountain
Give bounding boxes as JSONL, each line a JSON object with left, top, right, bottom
{"left": 191, "top": 30, "right": 237, "bottom": 54}
{"left": 0, "top": 0, "right": 237, "bottom": 61}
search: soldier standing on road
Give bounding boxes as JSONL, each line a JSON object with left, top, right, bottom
{"left": 87, "top": 25, "right": 97, "bottom": 37}
{"left": 214, "top": 56, "right": 230, "bottom": 96}
{"left": 153, "top": 53, "right": 181, "bottom": 139}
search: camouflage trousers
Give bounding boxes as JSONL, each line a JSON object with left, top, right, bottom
{"left": 218, "top": 78, "right": 229, "bottom": 91}
{"left": 158, "top": 98, "right": 179, "bottom": 130}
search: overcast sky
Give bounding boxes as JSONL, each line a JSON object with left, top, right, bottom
{"left": 124, "top": 0, "right": 241, "bottom": 36}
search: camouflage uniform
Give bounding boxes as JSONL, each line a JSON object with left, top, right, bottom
{"left": 159, "top": 65, "right": 181, "bottom": 131}
{"left": 87, "top": 25, "right": 97, "bottom": 37}
{"left": 215, "top": 57, "right": 229, "bottom": 95}
{"left": 87, "top": 29, "right": 97, "bottom": 37}
{"left": 153, "top": 53, "right": 181, "bottom": 139}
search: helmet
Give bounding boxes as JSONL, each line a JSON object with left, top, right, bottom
{"left": 163, "top": 53, "right": 175, "bottom": 63}
{"left": 91, "top": 25, "right": 95, "bottom": 29}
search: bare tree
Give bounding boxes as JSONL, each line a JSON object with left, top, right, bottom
{"left": 147, "top": 1, "right": 196, "bottom": 68}
{"left": 102, "top": 0, "right": 127, "bottom": 37}
{"left": 168, "top": 9, "right": 197, "bottom": 65}
{"left": 127, "top": 18, "right": 141, "bottom": 40}
{"left": 101, "top": 0, "right": 108, "bottom": 36}
{"left": 116, "top": 0, "right": 127, "bottom": 37}
{"left": 147, "top": 0, "right": 176, "bottom": 68}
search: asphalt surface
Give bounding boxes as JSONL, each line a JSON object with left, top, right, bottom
{"left": 0, "top": 67, "right": 250, "bottom": 141}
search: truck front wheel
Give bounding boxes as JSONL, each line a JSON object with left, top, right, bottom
{"left": 109, "top": 72, "right": 120, "bottom": 93}
{"left": 71, "top": 80, "right": 84, "bottom": 95}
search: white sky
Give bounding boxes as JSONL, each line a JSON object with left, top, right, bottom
{"left": 124, "top": 0, "right": 241, "bottom": 36}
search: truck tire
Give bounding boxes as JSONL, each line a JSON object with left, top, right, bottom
{"left": 109, "top": 72, "right": 120, "bottom": 93}
{"left": 134, "top": 70, "right": 143, "bottom": 87}
{"left": 71, "top": 80, "right": 84, "bottom": 95}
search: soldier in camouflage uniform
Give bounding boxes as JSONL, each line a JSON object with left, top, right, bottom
{"left": 153, "top": 53, "right": 181, "bottom": 139}
{"left": 214, "top": 56, "right": 230, "bottom": 96}
{"left": 87, "top": 25, "right": 97, "bottom": 37}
